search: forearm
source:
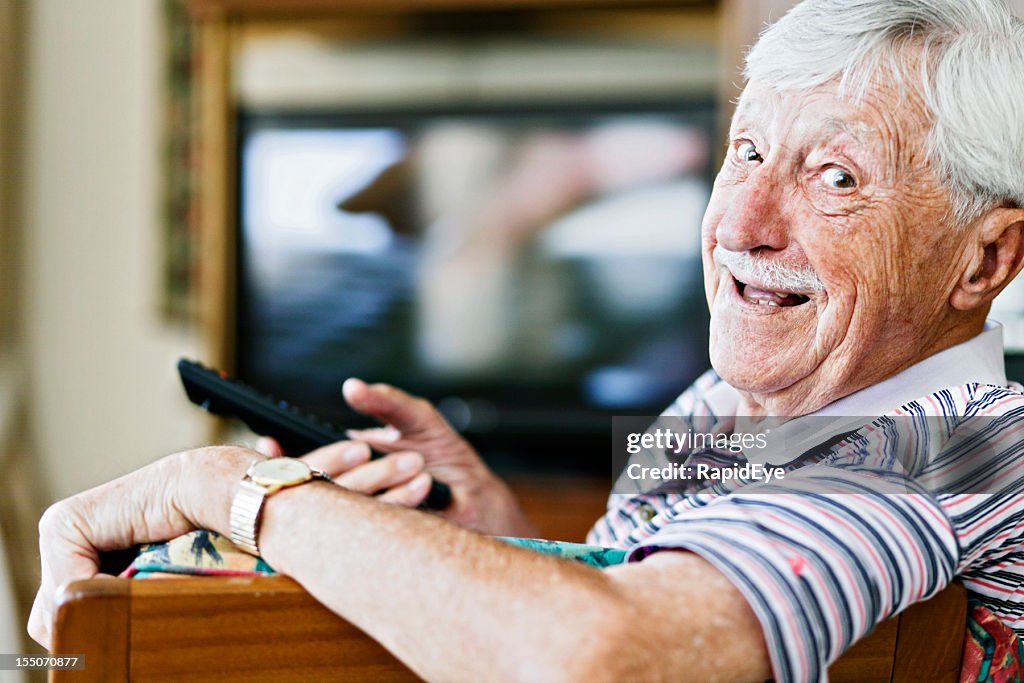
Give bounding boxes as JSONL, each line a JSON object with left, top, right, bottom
{"left": 34, "top": 447, "right": 770, "bottom": 682}
{"left": 195, "top": 449, "right": 621, "bottom": 682}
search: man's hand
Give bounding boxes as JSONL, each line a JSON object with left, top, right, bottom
{"left": 342, "top": 378, "right": 536, "bottom": 536}
{"left": 28, "top": 439, "right": 383, "bottom": 650}
{"left": 30, "top": 448, "right": 230, "bottom": 650}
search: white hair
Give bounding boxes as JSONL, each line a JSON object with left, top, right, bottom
{"left": 744, "top": 0, "right": 1024, "bottom": 226}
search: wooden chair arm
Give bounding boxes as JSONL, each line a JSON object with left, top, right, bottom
{"left": 49, "top": 576, "right": 966, "bottom": 682}
{"left": 50, "top": 576, "right": 417, "bottom": 682}
{"left": 830, "top": 581, "right": 966, "bottom": 683}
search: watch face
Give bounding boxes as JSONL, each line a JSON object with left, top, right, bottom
{"left": 249, "top": 458, "right": 313, "bottom": 487}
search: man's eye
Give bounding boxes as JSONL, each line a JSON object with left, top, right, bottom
{"left": 736, "top": 141, "right": 763, "bottom": 163}
{"left": 822, "top": 167, "right": 857, "bottom": 189}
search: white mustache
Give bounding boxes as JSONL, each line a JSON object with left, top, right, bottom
{"left": 713, "top": 246, "right": 825, "bottom": 293}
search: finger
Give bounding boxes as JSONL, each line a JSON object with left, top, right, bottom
{"left": 335, "top": 451, "right": 425, "bottom": 494}
{"left": 343, "top": 378, "right": 445, "bottom": 437}
{"left": 256, "top": 436, "right": 284, "bottom": 457}
{"left": 37, "top": 507, "right": 103, "bottom": 597}
{"left": 28, "top": 590, "right": 53, "bottom": 649}
{"left": 377, "top": 472, "right": 432, "bottom": 507}
{"left": 31, "top": 509, "right": 104, "bottom": 649}
{"left": 345, "top": 427, "right": 409, "bottom": 455}
{"left": 345, "top": 426, "right": 401, "bottom": 444}
{"left": 298, "top": 440, "right": 371, "bottom": 478}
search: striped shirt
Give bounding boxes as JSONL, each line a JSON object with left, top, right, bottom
{"left": 588, "top": 327, "right": 1024, "bottom": 682}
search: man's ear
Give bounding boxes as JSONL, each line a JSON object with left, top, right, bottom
{"left": 950, "top": 207, "right": 1024, "bottom": 311}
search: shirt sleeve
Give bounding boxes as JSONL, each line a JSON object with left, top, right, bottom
{"left": 627, "top": 466, "right": 960, "bottom": 683}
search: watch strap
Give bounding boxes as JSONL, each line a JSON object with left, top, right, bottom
{"left": 229, "top": 479, "right": 268, "bottom": 556}
{"left": 229, "top": 466, "right": 332, "bottom": 557}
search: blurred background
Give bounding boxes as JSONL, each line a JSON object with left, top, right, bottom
{"left": 1, "top": 0, "right": 1023, "bottom": 674}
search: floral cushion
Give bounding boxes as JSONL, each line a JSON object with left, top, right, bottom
{"left": 962, "top": 598, "right": 1024, "bottom": 683}
{"left": 123, "top": 530, "right": 627, "bottom": 578}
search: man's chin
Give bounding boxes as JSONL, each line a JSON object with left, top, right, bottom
{"left": 710, "top": 347, "right": 811, "bottom": 398}
{"left": 709, "top": 302, "right": 822, "bottom": 397}
{"left": 715, "top": 371, "right": 791, "bottom": 398}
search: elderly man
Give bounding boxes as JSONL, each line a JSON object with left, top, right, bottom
{"left": 29, "top": 0, "right": 1024, "bottom": 681}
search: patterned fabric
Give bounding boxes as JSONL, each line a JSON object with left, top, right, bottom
{"left": 125, "top": 530, "right": 627, "bottom": 579}
{"left": 589, "top": 369, "right": 1024, "bottom": 683}
{"left": 496, "top": 537, "right": 627, "bottom": 567}
{"left": 963, "top": 600, "right": 1024, "bottom": 683}
{"left": 126, "top": 530, "right": 275, "bottom": 578}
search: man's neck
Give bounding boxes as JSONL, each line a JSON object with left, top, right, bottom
{"left": 735, "top": 314, "right": 990, "bottom": 418}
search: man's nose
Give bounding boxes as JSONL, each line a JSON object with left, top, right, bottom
{"left": 715, "top": 169, "right": 789, "bottom": 253}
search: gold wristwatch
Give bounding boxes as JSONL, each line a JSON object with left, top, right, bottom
{"left": 229, "top": 458, "right": 332, "bottom": 556}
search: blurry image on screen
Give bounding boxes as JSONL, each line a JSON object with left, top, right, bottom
{"left": 237, "top": 107, "right": 714, "bottom": 471}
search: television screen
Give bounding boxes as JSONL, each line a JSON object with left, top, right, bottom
{"left": 237, "top": 103, "right": 715, "bottom": 472}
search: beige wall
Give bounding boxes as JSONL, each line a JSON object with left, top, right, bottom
{"left": 22, "top": 0, "right": 206, "bottom": 501}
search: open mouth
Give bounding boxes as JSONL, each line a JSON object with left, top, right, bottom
{"left": 734, "top": 277, "right": 811, "bottom": 308}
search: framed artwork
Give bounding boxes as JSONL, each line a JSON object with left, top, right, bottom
{"left": 162, "top": 0, "right": 200, "bottom": 321}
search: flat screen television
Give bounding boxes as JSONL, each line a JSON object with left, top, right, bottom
{"left": 236, "top": 101, "right": 716, "bottom": 473}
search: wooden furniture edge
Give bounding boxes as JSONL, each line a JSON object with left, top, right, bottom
{"left": 130, "top": 575, "right": 419, "bottom": 681}
{"left": 828, "top": 611, "right": 899, "bottom": 681}
{"left": 49, "top": 578, "right": 130, "bottom": 683}
{"left": 48, "top": 575, "right": 968, "bottom": 682}
{"left": 892, "top": 582, "right": 966, "bottom": 683}
{"left": 829, "top": 581, "right": 967, "bottom": 683}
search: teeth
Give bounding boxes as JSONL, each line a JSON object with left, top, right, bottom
{"left": 738, "top": 279, "right": 809, "bottom": 308}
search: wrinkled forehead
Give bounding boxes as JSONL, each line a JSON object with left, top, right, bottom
{"left": 732, "top": 79, "right": 933, "bottom": 179}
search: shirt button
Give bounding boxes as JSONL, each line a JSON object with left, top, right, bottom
{"left": 638, "top": 504, "right": 657, "bottom": 522}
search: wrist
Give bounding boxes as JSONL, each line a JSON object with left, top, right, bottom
{"left": 178, "top": 446, "right": 260, "bottom": 536}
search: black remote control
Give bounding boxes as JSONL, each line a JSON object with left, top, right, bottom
{"left": 177, "top": 359, "right": 452, "bottom": 510}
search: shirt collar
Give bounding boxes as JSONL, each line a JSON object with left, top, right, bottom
{"left": 709, "top": 320, "right": 1007, "bottom": 419}
{"left": 811, "top": 319, "right": 1007, "bottom": 418}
